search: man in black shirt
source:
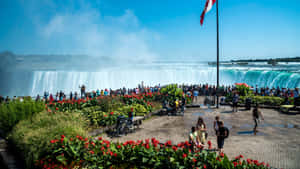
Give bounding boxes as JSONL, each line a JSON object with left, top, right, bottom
{"left": 253, "top": 104, "right": 264, "bottom": 134}
{"left": 217, "top": 121, "right": 228, "bottom": 153}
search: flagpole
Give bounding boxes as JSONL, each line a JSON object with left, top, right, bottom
{"left": 216, "top": 0, "right": 220, "bottom": 108}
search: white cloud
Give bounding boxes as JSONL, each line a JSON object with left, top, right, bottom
{"left": 23, "top": 0, "right": 159, "bottom": 64}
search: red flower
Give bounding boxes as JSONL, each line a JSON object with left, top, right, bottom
{"left": 91, "top": 141, "right": 95, "bottom": 146}
{"left": 203, "top": 165, "right": 207, "bottom": 169}
{"left": 89, "top": 150, "right": 94, "bottom": 154}
{"left": 50, "top": 139, "right": 58, "bottom": 144}
{"left": 247, "top": 159, "right": 252, "bottom": 164}
{"left": 117, "top": 145, "right": 121, "bottom": 149}
{"left": 182, "top": 153, "right": 187, "bottom": 158}
{"left": 220, "top": 152, "right": 224, "bottom": 158}
{"left": 233, "top": 161, "right": 238, "bottom": 167}
{"left": 110, "top": 112, "right": 114, "bottom": 115}
{"left": 165, "top": 140, "right": 172, "bottom": 146}
{"left": 239, "top": 154, "right": 243, "bottom": 158}
{"left": 145, "top": 144, "right": 150, "bottom": 149}
{"left": 192, "top": 158, "right": 197, "bottom": 163}
{"left": 172, "top": 146, "right": 178, "bottom": 151}
{"left": 55, "top": 107, "right": 58, "bottom": 110}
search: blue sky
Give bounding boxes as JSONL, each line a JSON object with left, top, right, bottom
{"left": 0, "top": 0, "right": 300, "bottom": 61}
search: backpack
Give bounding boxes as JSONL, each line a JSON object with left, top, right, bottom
{"left": 253, "top": 108, "right": 259, "bottom": 119}
{"left": 224, "top": 127, "right": 229, "bottom": 139}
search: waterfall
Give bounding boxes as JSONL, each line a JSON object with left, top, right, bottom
{"left": 29, "top": 66, "right": 300, "bottom": 96}
{"left": 1, "top": 63, "right": 299, "bottom": 97}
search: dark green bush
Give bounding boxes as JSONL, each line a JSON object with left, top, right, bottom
{"left": 9, "top": 112, "right": 88, "bottom": 169}
{"left": 0, "top": 100, "right": 44, "bottom": 134}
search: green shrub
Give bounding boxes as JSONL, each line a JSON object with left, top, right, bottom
{"left": 236, "top": 85, "right": 253, "bottom": 96}
{"left": 160, "top": 84, "right": 183, "bottom": 103}
{"left": 0, "top": 100, "right": 44, "bottom": 134}
{"left": 8, "top": 111, "right": 88, "bottom": 168}
{"left": 238, "top": 96, "right": 284, "bottom": 106}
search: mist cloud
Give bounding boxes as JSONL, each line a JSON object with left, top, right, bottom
{"left": 23, "top": 0, "right": 159, "bottom": 64}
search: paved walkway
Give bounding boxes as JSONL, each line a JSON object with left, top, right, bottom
{"left": 104, "top": 97, "right": 300, "bottom": 169}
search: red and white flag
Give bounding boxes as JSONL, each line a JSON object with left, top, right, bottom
{"left": 200, "top": 0, "right": 216, "bottom": 25}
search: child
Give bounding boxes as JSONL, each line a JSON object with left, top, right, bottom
{"left": 217, "top": 121, "right": 229, "bottom": 153}
{"left": 213, "top": 116, "right": 221, "bottom": 135}
{"left": 189, "top": 127, "right": 202, "bottom": 150}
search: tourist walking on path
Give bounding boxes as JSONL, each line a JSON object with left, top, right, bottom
{"left": 196, "top": 117, "right": 207, "bottom": 146}
{"left": 253, "top": 104, "right": 264, "bottom": 134}
{"left": 232, "top": 92, "right": 239, "bottom": 112}
{"left": 193, "top": 88, "right": 199, "bottom": 104}
{"left": 180, "top": 95, "right": 186, "bottom": 115}
{"left": 216, "top": 121, "right": 229, "bottom": 153}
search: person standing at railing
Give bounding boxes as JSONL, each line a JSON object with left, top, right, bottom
{"left": 70, "top": 92, "right": 73, "bottom": 100}
{"left": 36, "top": 94, "right": 40, "bottom": 101}
{"left": 49, "top": 94, "right": 54, "bottom": 102}
{"left": 104, "top": 89, "right": 108, "bottom": 96}
{"left": 79, "top": 85, "right": 86, "bottom": 98}
{"left": 55, "top": 93, "right": 59, "bottom": 101}
{"left": 0, "top": 96, "right": 4, "bottom": 104}
{"left": 5, "top": 96, "right": 10, "bottom": 103}
{"left": 74, "top": 92, "right": 78, "bottom": 100}
{"left": 44, "top": 91, "right": 49, "bottom": 101}
{"left": 294, "top": 88, "right": 299, "bottom": 98}
{"left": 96, "top": 89, "right": 100, "bottom": 96}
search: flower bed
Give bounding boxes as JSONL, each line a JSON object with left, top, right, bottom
{"left": 37, "top": 136, "right": 270, "bottom": 169}
{"left": 46, "top": 95, "right": 162, "bottom": 127}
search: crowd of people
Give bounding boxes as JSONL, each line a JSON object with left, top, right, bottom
{"left": 1, "top": 83, "right": 299, "bottom": 105}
